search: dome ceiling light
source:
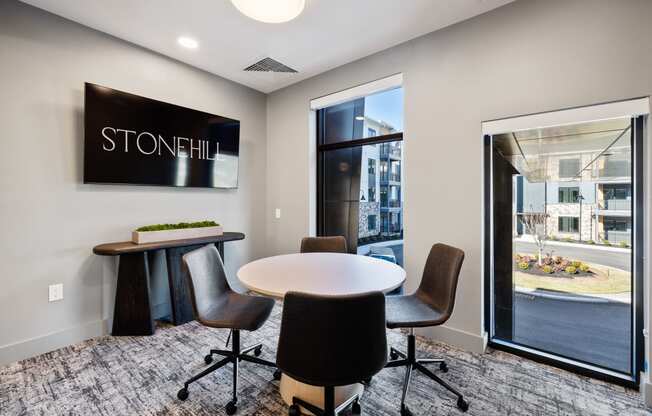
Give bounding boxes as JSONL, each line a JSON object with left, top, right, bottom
{"left": 231, "top": 0, "right": 306, "bottom": 24}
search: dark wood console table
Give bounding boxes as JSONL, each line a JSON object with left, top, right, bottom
{"left": 93, "top": 232, "right": 245, "bottom": 336}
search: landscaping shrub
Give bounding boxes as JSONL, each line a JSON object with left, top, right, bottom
{"left": 603, "top": 240, "right": 612, "bottom": 246}
{"left": 542, "top": 265, "right": 554, "bottom": 274}
{"left": 587, "top": 239, "right": 595, "bottom": 244}
{"left": 571, "top": 260, "right": 582, "bottom": 268}
{"left": 579, "top": 263, "right": 590, "bottom": 272}
{"left": 619, "top": 241, "right": 630, "bottom": 248}
{"left": 518, "top": 261, "right": 530, "bottom": 270}
{"left": 565, "top": 265, "right": 577, "bottom": 274}
{"left": 549, "top": 235, "right": 557, "bottom": 241}
{"left": 563, "top": 237, "right": 574, "bottom": 242}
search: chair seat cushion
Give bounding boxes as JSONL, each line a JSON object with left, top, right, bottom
{"left": 386, "top": 294, "right": 446, "bottom": 329}
{"left": 198, "top": 293, "right": 274, "bottom": 331}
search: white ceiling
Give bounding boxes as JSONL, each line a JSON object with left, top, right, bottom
{"left": 21, "top": 0, "right": 513, "bottom": 93}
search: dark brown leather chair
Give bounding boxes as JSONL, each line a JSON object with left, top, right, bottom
{"left": 385, "top": 243, "right": 469, "bottom": 415}
{"left": 277, "top": 291, "right": 387, "bottom": 416}
{"left": 176, "top": 245, "right": 279, "bottom": 415}
{"left": 300, "top": 236, "right": 348, "bottom": 253}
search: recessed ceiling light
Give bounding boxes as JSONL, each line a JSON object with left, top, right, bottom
{"left": 355, "top": 116, "right": 365, "bottom": 121}
{"left": 231, "top": 0, "right": 306, "bottom": 23}
{"left": 177, "top": 36, "right": 198, "bottom": 49}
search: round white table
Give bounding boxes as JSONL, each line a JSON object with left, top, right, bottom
{"left": 237, "top": 252, "right": 406, "bottom": 414}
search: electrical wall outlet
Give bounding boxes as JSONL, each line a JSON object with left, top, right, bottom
{"left": 275, "top": 208, "right": 281, "bottom": 219}
{"left": 48, "top": 283, "right": 63, "bottom": 302}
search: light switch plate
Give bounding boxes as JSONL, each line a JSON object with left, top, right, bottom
{"left": 49, "top": 283, "right": 63, "bottom": 302}
{"left": 275, "top": 208, "right": 281, "bottom": 219}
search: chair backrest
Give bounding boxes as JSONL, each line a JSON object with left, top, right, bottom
{"left": 182, "top": 244, "right": 232, "bottom": 322}
{"left": 276, "top": 291, "right": 387, "bottom": 387}
{"left": 300, "top": 236, "right": 348, "bottom": 253}
{"left": 416, "top": 243, "right": 465, "bottom": 321}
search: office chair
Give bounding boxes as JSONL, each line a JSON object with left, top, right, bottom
{"left": 385, "top": 243, "right": 469, "bottom": 415}
{"left": 300, "top": 236, "right": 348, "bottom": 253}
{"left": 176, "top": 245, "right": 280, "bottom": 415}
{"left": 276, "top": 291, "right": 388, "bottom": 416}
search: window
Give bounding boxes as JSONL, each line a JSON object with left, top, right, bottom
{"left": 368, "top": 187, "right": 376, "bottom": 202}
{"left": 368, "top": 215, "right": 377, "bottom": 231}
{"left": 558, "top": 216, "right": 579, "bottom": 233}
{"left": 559, "top": 158, "right": 580, "bottom": 178}
{"left": 317, "top": 85, "right": 404, "bottom": 264}
{"left": 602, "top": 183, "right": 631, "bottom": 200}
{"left": 368, "top": 159, "right": 376, "bottom": 174}
{"left": 558, "top": 186, "right": 579, "bottom": 203}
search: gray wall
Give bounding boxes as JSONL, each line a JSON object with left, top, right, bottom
{"left": 266, "top": 0, "right": 652, "bottom": 354}
{"left": 0, "top": 0, "right": 267, "bottom": 364}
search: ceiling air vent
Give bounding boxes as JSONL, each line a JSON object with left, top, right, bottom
{"left": 244, "top": 57, "right": 297, "bottom": 73}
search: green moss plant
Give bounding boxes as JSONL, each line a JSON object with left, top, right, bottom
{"left": 136, "top": 220, "right": 219, "bottom": 232}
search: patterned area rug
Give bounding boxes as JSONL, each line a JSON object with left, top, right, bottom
{"left": 0, "top": 303, "right": 649, "bottom": 416}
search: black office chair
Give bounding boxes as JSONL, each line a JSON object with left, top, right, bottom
{"left": 176, "top": 244, "right": 280, "bottom": 415}
{"left": 385, "top": 243, "right": 468, "bottom": 415}
{"left": 300, "top": 236, "right": 348, "bottom": 253}
{"left": 277, "top": 291, "right": 388, "bottom": 416}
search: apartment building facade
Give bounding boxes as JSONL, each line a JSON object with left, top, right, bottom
{"left": 358, "top": 117, "right": 403, "bottom": 240}
{"left": 516, "top": 155, "right": 632, "bottom": 244}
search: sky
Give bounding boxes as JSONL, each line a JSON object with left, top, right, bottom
{"left": 364, "top": 87, "right": 404, "bottom": 132}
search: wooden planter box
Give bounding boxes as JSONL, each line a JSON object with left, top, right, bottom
{"left": 132, "top": 226, "right": 223, "bottom": 244}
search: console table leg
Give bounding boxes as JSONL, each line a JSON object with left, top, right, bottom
{"left": 112, "top": 252, "right": 155, "bottom": 336}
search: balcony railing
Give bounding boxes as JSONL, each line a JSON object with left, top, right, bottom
{"left": 380, "top": 146, "right": 401, "bottom": 159}
{"left": 380, "top": 173, "right": 401, "bottom": 182}
{"left": 599, "top": 199, "right": 631, "bottom": 211}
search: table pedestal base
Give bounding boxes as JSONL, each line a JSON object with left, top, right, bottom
{"left": 279, "top": 374, "right": 363, "bottom": 415}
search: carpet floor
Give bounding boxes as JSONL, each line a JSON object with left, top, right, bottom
{"left": 0, "top": 303, "right": 650, "bottom": 416}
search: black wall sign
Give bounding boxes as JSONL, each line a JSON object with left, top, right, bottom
{"left": 84, "top": 83, "right": 240, "bottom": 188}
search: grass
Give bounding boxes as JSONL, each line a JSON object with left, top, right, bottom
{"left": 514, "top": 261, "right": 631, "bottom": 295}
{"left": 136, "top": 220, "right": 219, "bottom": 232}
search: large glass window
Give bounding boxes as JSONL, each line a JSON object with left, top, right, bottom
{"left": 559, "top": 186, "right": 580, "bottom": 203}
{"left": 317, "top": 87, "right": 404, "bottom": 265}
{"left": 487, "top": 112, "right": 644, "bottom": 385}
{"left": 558, "top": 216, "right": 579, "bottom": 233}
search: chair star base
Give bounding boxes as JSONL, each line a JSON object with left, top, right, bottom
{"left": 177, "top": 330, "right": 279, "bottom": 415}
{"left": 287, "top": 385, "right": 361, "bottom": 416}
{"left": 386, "top": 332, "right": 469, "bottom": 415}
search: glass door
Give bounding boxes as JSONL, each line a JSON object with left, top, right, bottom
{"left": 485, "top": 114, "right": 645, "bottom": 385}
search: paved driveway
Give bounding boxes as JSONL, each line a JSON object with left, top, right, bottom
{"left": 513, "top": 293, "right": 631, "bottom": 373}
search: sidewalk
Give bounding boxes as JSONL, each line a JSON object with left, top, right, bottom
{"left": 516, "top": 286, "right": 631, "bottom": 304}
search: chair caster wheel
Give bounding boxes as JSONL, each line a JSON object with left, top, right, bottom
{"left": 225, "top": 400, "right": 237, "bottom": 415}
{"left": 439, "top": 362, "right": 448, "bottom": 373}
{"left": 352, "top": 401, "right": 361, "bottom": 414}
{"left": 288, "top": 404, "right": 301, "bottom": 416}
{"left": 401, "top": 405, "right": 413, "bottom": 416}
{"left": 254, "top": 346, "right": 263, "bottom": 357}
{"left": 390, "top": 350, "right": 399, "bottom": 360}
{"left": 457, "top": 397, "right": 469, "bottom": 412}
{"left": 273, "top": 369, "right": 282, "bottom": 380}
{"left": 204, "top": 354, "right": 213, "bottom": 364}
{"left": 177, "top": 388, "right": 189, "bottom": 401}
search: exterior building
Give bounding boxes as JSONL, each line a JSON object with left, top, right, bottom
{"left": 358, "top": 117, "right": 403, "bottom": 240}
{"left": 516, "top": 155, "right": 632, "bottom": 244}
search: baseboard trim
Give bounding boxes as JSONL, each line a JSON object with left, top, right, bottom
{"left": 416, "top": 325, "right": 487, "bottom": 354}
{"left": 0, "top": 319, "right": 108, "bottom": 367}
{"left": 641, "top": 373, "right": 652, "bottom": 407}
